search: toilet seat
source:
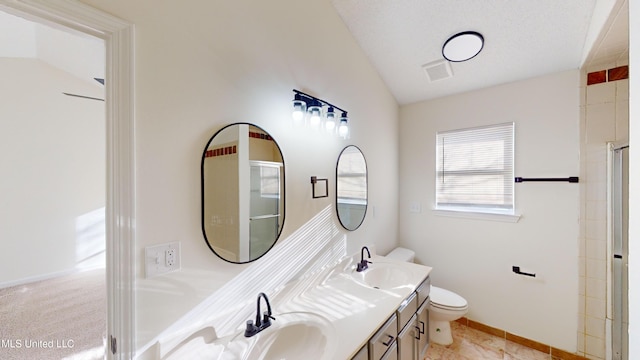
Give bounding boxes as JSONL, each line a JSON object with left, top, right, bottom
{"left": 429, "top": 286, "right": 467, "bottom": 309}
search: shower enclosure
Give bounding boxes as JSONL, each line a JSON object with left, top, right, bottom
{"left": 249, "top": 161, "right": 283, "bottom": 260}
{"left": 608, "top": 143, "right": 629, "bottom": 360}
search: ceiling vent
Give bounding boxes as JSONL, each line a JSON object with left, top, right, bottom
{"left": 422, "top": 60, "right": 453, "bottom": 82}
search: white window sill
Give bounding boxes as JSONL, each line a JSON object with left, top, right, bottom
{"left": 433, "top": 209, "right": 521, "bottom": 223}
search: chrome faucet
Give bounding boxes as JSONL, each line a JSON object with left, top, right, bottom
{"left": 244, "top": 292, "right": 276, "bottom": 337}
{"left": 357, "top": 246, "right": 371, "bottom": 272}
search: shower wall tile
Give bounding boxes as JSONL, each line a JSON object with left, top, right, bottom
{"left": 585, "top": 239, "right": 607, "bottom": 260}
{"left": 616, "top": 100, "right": 629, "bottom": 141}
{"left": 586, "top": 82, "right": 615, "bottom": 104}
{"left": 585, "top": 200, "right": 605, "bottom": 220}
{"left": 585, "top": 219, "right": 606, "bottom": 241}
{"left": 585, "top": 181, "right": 606, "bottom": 202}
{"left": 585, "top": 258, "right": 606, "bottom": 281}
{"left": 616, "top": 79, "right": 629, "bottom": 100}
{"left": 584, "top": 143, "right": 607, "bottom": 163}
{"left": 585, "top": 297, "right": 606, "bottom": 319}
{"left": 586, "top": 162, "right": 606, "bottom": 182}
{"left": 585, "top": 316, "right": 605, "bottom": 339}
{"left": 585, "top": 334, "right": 606, "bottom": 359}
{"left": 585, "top": 277, "right": 606, "bottom": 299}
{"left": 585, "top": 103, "right": 616, "bottom": 143}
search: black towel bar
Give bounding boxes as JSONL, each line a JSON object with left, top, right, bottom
{"left": 512, "top": 266, "right": 536, "bottom": 277}
{"left": 514, "top": 177, "right": 579, "bottom": 183}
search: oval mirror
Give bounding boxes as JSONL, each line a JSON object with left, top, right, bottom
{"left": 201, "top": 123, "right": 285, "bottom": 263}
{"left": 336, "top": 145, "right": 367, "bottom": 231}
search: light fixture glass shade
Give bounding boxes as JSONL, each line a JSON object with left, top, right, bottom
{"left": 338, "top": 115, "right": 349, "bottom": 139}
{"left": 308, "top": 106, "right": 322, "bottom": 128}
{"left": 308, "top": 100, "right": 322, "bottom": 129}
{"left": 442, "top": 31, "right": 484, "bottom": 62}
{"left": 325, "top": 107, "right": 337, "bottom": 132}
{"left": 292, "top": 99, "right": 306, "bottom": 122}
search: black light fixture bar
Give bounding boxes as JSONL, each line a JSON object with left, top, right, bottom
{"left": 293, "top": 89, "right": 348, "bottom": 115}
{"left": 514, "top": 177, "right": 579, "bottom": 183}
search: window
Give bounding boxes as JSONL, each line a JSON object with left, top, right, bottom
{"left": 435, "top": 122, "right": 514, "bottom": 214}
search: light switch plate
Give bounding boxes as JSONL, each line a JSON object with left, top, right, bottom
{"left": 145, "top": 242, "right": 181, "bottom": 278}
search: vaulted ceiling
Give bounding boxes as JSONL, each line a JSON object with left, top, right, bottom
{"left": 0, "top": 10, "right": 104, "bottom": 84}
{"left": 331, "top": 0, "right": 629, "bottom": 105}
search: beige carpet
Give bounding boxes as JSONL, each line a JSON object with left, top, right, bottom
{"left": 0, "top": 269, "right": 106, "bottom": 360}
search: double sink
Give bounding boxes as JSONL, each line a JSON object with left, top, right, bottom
{"left": 157, "top": 253, "right": 432, "bottom": 359}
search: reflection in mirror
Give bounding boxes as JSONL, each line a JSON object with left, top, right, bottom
{"left": 336, "top": 145, "right": 367, "bottom": 231}
{"left": 201, "top": 123, "right": 285, "bottom": 263}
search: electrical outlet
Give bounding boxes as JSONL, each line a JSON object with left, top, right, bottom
{"left": 166, "top": 249, "right": 176, "bottom": 267}
{"left": 145, "top": 242, "right": 180, "bottom": 278}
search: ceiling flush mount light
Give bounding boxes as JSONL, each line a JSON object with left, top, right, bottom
{"left": 442, "top": 31, "right": 484, "bottom": 62}
{"left": 291, "top": 89, "right": 350, "bottom": 138}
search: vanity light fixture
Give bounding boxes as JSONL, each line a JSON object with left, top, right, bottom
{"left": 291, "top": 89, "right": 350, "bottom": 138}
{"left": 442, "top": 31, "right": 484, "bottom": 62}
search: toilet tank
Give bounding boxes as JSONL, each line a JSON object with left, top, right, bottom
{"left": 385, "top": 247, "right": 415, "bottom": 262}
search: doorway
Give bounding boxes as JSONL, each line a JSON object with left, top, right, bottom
{"left": 0, "top": 9, "right": 106, "bottom": 360}
{"left": 0, "top": 1, "right": 135, "bottom": 359}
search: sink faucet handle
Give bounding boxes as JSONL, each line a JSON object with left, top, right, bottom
{"left": 262, "top": 311, "right": 276, "bottom": 325}
{"left": 260, "top": 311, "right": 275, "bottom": 329}
{"left": 244, "top": 320, "right": 258, "bottom": 337}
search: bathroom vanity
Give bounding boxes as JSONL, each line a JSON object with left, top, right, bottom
{"left": 353, "top": 274, "right": 431, "bottom": 360}
{"left": 151, "top": 254, "right": 432, "bottom": 360}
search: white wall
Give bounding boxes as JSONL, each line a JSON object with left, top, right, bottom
{"left": 79, "top": 0, "right": 400, "bottom": 350}
{"left": 399, "top": 70, "right": 581, "bottom": 351}
{"left": 0, "top": 58, "right": 105, "bottom": 285}
{"left": 628, "top": 0, "right": 638, "bottom": 357}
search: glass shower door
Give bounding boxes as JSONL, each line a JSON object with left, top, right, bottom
{"left": 249, "top": 161, "right": 282, "bottom": 260}
{"left": 611, "top": 145, "right": 629, "bottom": 360}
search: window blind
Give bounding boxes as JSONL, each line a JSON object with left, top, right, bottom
{"left": 435, "top": 122, "right": 514, "bottom": 214}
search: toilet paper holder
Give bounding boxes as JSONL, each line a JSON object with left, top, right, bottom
{"left": 512, "top": 266, "right": 536, "bottom": 277}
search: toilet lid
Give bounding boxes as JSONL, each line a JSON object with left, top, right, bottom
{"left": 430, "top": 286, "right": 467, "bottom": 308}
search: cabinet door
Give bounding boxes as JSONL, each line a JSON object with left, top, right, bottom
{"left": 380, "top": 342, "right": 398, "bottom": 360}
{"left": 397, "top": 314, "right": 417, "bottom": 360}
{"left": 351, "top": 344, "right": 368, "bottom": 360}
{"left": 369, "top": 314, "right": 398, "bottom": 360}
{"left": 416, "top": 299, "right": 430, "bottom": 358}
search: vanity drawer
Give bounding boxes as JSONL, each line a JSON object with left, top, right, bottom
{"left": 396, "top": 292, "right": 417, "bottom": 333}
{"left": 416, "top": 276, "right": 431, "bottom": 307}
{"left": 369, "top": 314, "right": 398, "bottom": 360}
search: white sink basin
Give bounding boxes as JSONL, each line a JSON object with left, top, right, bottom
{"left": 232, "top": 312, "right": 337, "bottom": 360}
{"left": 352, "top": 263, "right": 412, "bottom": 290}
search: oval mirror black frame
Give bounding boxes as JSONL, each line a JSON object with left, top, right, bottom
{"left": 336, "top": 145, "right": 368, "bottom": 231}
{"left": 201, "top": 123, "right": 285, "bottom": 263}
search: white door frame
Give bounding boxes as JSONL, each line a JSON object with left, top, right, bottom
{"left": 0, "top": 0, "right": 135, "bottom": 358}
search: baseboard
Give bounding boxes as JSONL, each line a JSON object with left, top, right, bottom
{"left": 0, "top": 269, "right": 76, "bottom": 289}
{"left": 455, "top": 317, "right": 589, "bottom": 360}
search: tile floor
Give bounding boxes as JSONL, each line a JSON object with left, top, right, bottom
{"left": 425, "top": 321, "right": 554, "bottom": 360}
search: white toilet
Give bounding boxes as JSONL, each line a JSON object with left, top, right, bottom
{"left": 385, "top": 247, "right": 469, "bottom": 346}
